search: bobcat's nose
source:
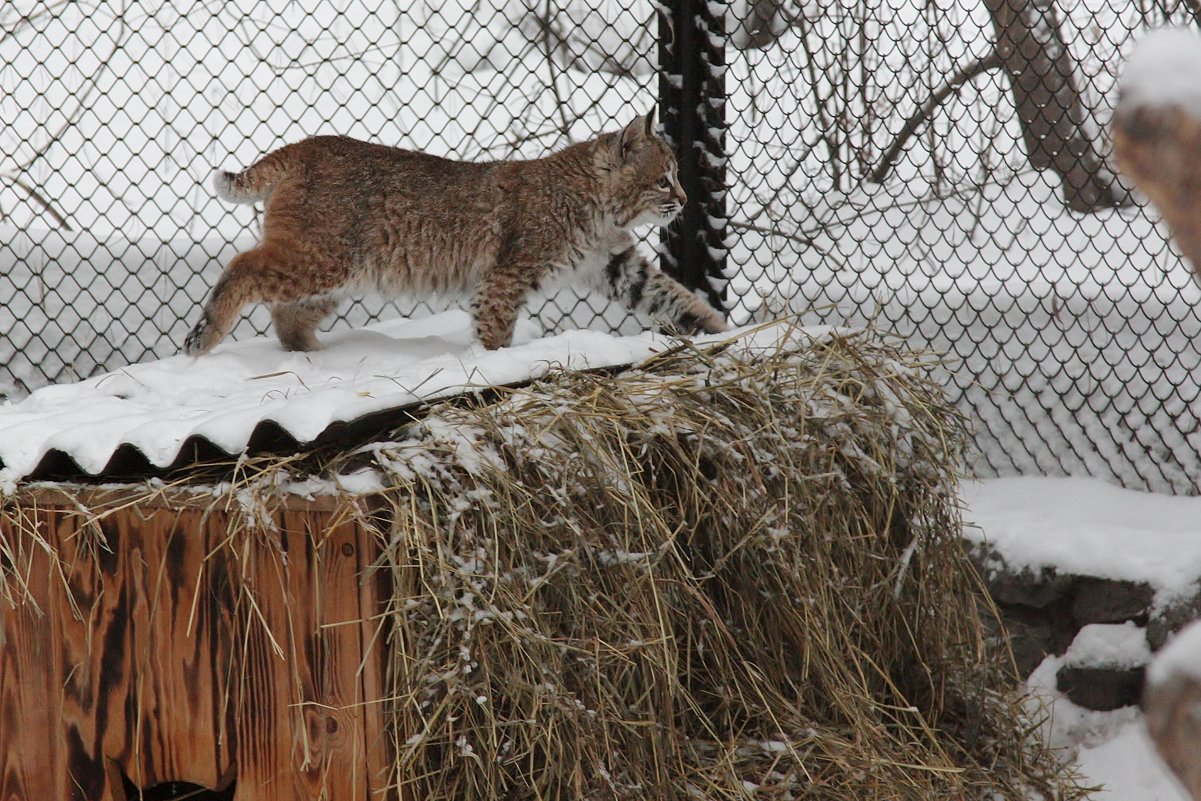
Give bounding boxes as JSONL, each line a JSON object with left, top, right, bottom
{"left": 674, "top": 187, "right": 687, "bottom": 207}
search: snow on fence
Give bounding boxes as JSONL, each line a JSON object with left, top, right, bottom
{"left": 3, "top": 0, "right": 1201, "bottom": 492}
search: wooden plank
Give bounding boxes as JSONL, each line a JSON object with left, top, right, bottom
{"left": 231, "top": 506, "right": 375, "bottom": 801}
{"left": 305, "top": 510, "right": 371, "bottom": 800}
{"left": 53, "top": 509, "right": 127, "bottom": 801}
{"left": 115, "top": 506, "right": 235, "bottom": 790}
{"left": 0, "top": 506, "right": 68, "bottom": 801}
{"left": 358, "top": 519, "right": 395, "bottom": 801}
{"left": 1113, "top": 93, "right": 1201, "bottom": 277}
{"left": 230, "top": 515, "right": 306, "bottom": 801}
{"left": 37, "top": 504, "right": 235, "bottom": 799}
{"left": 0, "top": 495, "right": 387, "bottom": 801}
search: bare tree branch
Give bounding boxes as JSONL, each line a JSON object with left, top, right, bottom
{"left": 2, "top": 174, "right": 74, "bottom": 230}
{"left": 0, "top": 0, "right": 73, "bottom": 46}
{"left": 532, "top": 9, "right": 646, "bottom": 79}
{"left": 1, "top": 0, "right": 126, "bottom": 229}
{"left": 794, "top": 14, "right": 842, "bottom": 187}
{"left": 869, "top": 52, "right": 1004, "bottom": 184}
{"left": 14, "top": 1, "right": 128, "bottom": 175}
{"left": 1177, "top": 0, "right": 1201, "bottom": 28}
{"left": 537, "top": 4, "right": 575, "bottom": 139}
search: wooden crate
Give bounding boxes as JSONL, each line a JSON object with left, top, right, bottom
{"left": 0, "top": 487, "right": 393, "bottom": 801}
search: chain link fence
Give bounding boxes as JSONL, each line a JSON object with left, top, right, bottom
{"left": 2, "top": 1, "right": 1200, "bottom": 493}
{"left": 715, "top": 0, "right": 1201, "bottom": 494}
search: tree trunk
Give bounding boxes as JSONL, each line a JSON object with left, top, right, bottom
{"left": 984, "top": 0, "right": 1128, "bottom": 212}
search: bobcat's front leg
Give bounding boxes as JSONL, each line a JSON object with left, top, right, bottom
{"left": 603, "top": 247, "right": 728, "bottom": 335}
{"left": 471, "top": 265, "right": 539, "bottom": 350}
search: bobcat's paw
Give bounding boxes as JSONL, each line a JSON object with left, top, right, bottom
{"left": 277, "top": 332, "right": 323, "bottom": 352}
{"left": 183, "top": 316, "right": 217, "bottom": 356}
{"left": 673, "top": 307, "right": 728, "bottom": 336}
{"left": 701, "top": 310, "right": 731, "bottom": 334}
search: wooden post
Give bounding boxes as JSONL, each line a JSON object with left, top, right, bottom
{"left": 1113, "top": 100, "right": 1201, "bottom": 277}
{"left": 0, "top": 488, "right": 393, "bottom": 801}
{"left": 1144, "top": 619, "right": 1201, "bottom": 801}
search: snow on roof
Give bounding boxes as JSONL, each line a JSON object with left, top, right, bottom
{"left": 1118, "top": 27, "right": 1201, "bottom": 115}
{"left": 0, "top": 311, "right": 744, "bottom": 485}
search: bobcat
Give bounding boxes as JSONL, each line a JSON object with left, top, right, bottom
{"left": 183, "top": 110, "right": 728, "bottom": 355}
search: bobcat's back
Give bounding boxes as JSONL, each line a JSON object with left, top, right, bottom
{"left": 220, "top": 136, "right": 507, "bottom": 296}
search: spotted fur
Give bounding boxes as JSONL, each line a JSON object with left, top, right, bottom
{"left": 184, "top": 110, "right": 728, "bottom": 355}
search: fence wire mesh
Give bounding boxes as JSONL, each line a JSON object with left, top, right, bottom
{"left": 2, "top": 1, "right": 1201, "bottom": 493}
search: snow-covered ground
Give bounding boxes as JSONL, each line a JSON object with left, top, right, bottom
{"left": 974, "top": 34, "right": 1201, "bottom": 797}
{"left": 963, "top": 477, "right": 1201, "bottom": 600}
{"left": 1031, "top": 668, "right": 1186, "bottom": 801}
{"left": 964, "top": 476, "right": 1201, "bottom": 801}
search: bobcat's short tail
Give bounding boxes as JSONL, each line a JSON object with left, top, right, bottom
{"left": 213, "top": 170, "right": 250, "bottom": 203}
{"left": 213, "top": 148, "right": 292, "bottom": 204}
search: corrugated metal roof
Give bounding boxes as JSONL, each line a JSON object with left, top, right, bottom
{"left": 0, "top": 313, "right": 672, "bottom": 484}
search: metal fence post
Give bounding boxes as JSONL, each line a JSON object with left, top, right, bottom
{"left": 658, "top": 0, "right": 728, "bottom": 314}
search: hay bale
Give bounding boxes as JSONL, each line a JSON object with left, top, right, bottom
{"left": 349, "top": 325, "right": 1083, "bottom": 801}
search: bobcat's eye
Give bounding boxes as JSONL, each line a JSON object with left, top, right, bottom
{"left": 658, "top": 176, "right": 671, "bottom": 189}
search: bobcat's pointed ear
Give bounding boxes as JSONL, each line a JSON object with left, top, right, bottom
{"left": 618, "top": 111, "right": 649, "bottom": 161}
{"left": 644, "top": 106, "right": 657, "bottom": 136}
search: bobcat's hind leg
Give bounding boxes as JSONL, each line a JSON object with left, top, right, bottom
{"left": 184, "top": 245, "right": 302, "bottom": 355}
{"left": 271, "top": 297, "right": 338, "bottom": 352}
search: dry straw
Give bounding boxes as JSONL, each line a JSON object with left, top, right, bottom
{"left": 354, "top": 323, "right": 1084, "bottom": 801}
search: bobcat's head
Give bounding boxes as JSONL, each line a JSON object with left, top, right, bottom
{"left": 602, "top": 108, "right": 688, "bottom": 229}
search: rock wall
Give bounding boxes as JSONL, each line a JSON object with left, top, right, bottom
{"left": 971, "top": 543, "right": 1201, "bottom": 711}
